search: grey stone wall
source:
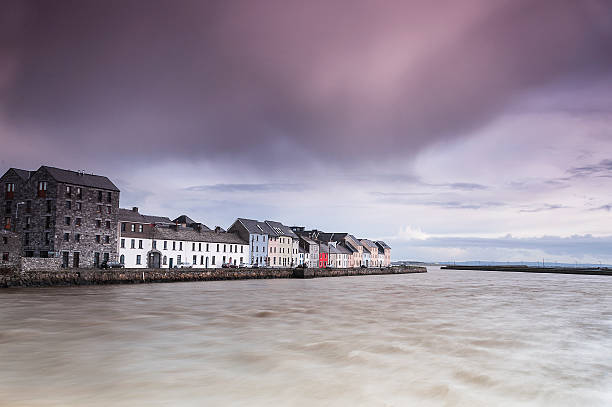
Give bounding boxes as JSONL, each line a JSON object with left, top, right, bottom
{"left": 0, "top": 266, "right": 427, "bottom": 288}
{"left": 0, "top": 230, "right": 21, "bottom": 267}
{"left": 19, "top": 257, "right": 61, "bottom": 272}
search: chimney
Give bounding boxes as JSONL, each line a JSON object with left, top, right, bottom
{"left": 215, "top": 226, "right": 222, "bottom": 233}
{"left": 132, "top": 207, "right": 139, "bottom": 213}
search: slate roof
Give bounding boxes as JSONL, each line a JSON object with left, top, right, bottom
{"left": 118, "top": 208, "right": 173, "bottom": 224}
{"left": 317, "top": 232, "right": 348, "bottom": 243}
{"left": 11, "top": 168, "right": 32, "bottom": 180}
{"left": 173, "top": 215, "right": 196, "bottom": 224}
{"left": 344, "top": 234, "right": 363, "bottom": 249}
{"left": 319, "top": 243, "right": 330, "bottom": 253}
{"left": 235, "top": 218, "right": 276, "bottom": 236}
{"left": 299, "top": 235, "right": 318, "bottom": 246}
{"left": 265, "top": 220, "right": 299, "bottom": 239}
{"left": 153, "top": 227, "right": 248, "bottom": 244}
{"left": 336, "top": 245, "right": 352, "bottom": 255}
{"left": 376, "top": 241, "right": 391, "bottom": 250}
{"left": 41, "top": 166, "right": 119, "bottom": 191}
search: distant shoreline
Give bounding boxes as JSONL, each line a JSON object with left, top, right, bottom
{"left": 441, "top": 265, "right": 612, "bottom": 276}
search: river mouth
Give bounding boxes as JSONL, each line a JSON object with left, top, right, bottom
{"left": 1, "top": 267, "right": 611, "bottom": 406}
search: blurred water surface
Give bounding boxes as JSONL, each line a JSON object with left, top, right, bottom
{"left": 1, "top": 267, "right": 611, "bottom": 406}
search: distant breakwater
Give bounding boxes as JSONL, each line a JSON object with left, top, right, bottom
{"left": 0, "top": 266, "right": 427, "bottom": 288}
{"left": 441, "top": 265, "right": 612, "bottom": 276}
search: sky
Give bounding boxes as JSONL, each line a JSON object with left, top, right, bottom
{"left": 2, "top": 0, "right": 612, "bottom": 263}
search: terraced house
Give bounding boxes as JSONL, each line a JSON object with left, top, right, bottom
{"left": 1, "top": 166, "right": 120, "bottom": 268}
{"left": 119, "top": 208, "right": 248, "bottom": 268}
{"left": 227, "top": 218, "right": 272, "bottom": 266}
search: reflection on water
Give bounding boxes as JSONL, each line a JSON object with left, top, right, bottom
{"left": 1, "top": 267, "right": 611, "bottom": 406}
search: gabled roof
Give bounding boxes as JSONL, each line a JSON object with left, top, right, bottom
{"left": 173, "top": 215, "right": 196, "bottom": 224}
{"left": 299, "top": 235, "right": 317, "bottom": 245}
{"left": 12, "top": 168, "right": 32, "bottom": 180}
{"left": 317, "top": 232, "right": 348, "bottom": 243}
{"left": 376, "top": 241, "right": 391, "bottom": 250}
{"left": 360, "top": 239, "right": 379, "bottom": 250}
{"left": 234, "top": 218, "right": 276, "bottom": 236}
{"left": 265, "top": 220, "right": 299, "bottom": 239}
{"left": 40, "top": 166, "right": 119, "bottom": 191}
{"left": 345, "top": 234, "right": 363, "bottom": 249}
{"left": 336, "top": 245, "right": 352, "bottom": 255}
{"left": 153, "top": 227, "right": 248, "bottom": 245}
{"left": 118, "top": 208, "right": 173, "bottom": 224}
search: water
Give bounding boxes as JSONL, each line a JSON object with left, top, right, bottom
{"left": 1, "top": 266, "right": 611, "bottom": 406}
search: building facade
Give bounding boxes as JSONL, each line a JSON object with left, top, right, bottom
{"left": 1, "top": 166, "right": 120, "bottom": 268}
{"left": 227, "top": 218, "right": 271, "bottom": 266}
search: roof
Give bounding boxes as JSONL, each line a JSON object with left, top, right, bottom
{"left": 173, "top": 215, "right": 196, "bottom": 224}
{"left": 317, "top": 232, "right": 348, "bottom": 243}
{"left": 118, "top": 208, "right": 173, "bottom": 224}
{"left": 336, "top": 245, "right": 352, "bottom": 255}
{"left": 319, "top": 243, "right": 330, "bottom": 252}
{"left": 41, "top": 166, "right": 119, "bottom": 191}
{"left": 360, "top": 239, "right": 379, "bottom": 250}
{"left": 299, "top": 235, "right": 317, "bottom": 245}
{"left": 299, "top": 247, "right": 306, "bottom": 253}
{"left": 12, "top": 168, "right": 32, "bottom": 181}
{"left": 265, "top": 220, "right": 299, "bottom": 239}
{"left": 235, "top": 218, "right": 276, "bottom": 236}
{"left": 376, "top": 241, "right": 391, "bottom": 250}
{"left": 345, "top": 235, "right": 363, "bottom": 249}
{"left": 153, "top": 227, "right": 248, "bottom": 244}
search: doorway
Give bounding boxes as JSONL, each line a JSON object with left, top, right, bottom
{"left": 169, "top": 257, "right": 174, "bottom": 268}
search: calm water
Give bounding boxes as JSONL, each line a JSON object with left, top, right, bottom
{"left": 1, "top": 267, "right": 611, "bottom": 406}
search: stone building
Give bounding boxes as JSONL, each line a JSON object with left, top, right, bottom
{"left": 0, "top": 230, "right": 21, "bottom": 267}
{"left": 1, "top": 166, "right": 120, "bottom": 268}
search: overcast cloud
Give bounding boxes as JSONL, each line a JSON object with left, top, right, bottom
{"left": 2, "top": 0, "right": 612, "bottom": 262}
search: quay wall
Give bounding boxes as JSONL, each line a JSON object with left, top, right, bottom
{"left": 0, "top": 266, "right": 427, "bottom": 288}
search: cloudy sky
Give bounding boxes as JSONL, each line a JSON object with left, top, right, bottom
{"left": 2, "top": 0, "right": 612, "bottom": 263}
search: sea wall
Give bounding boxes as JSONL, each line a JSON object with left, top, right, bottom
{"left": 0, "top": 266, "right": 426, "bottom": 288}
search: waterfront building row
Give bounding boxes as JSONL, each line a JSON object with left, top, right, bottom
{"left": 1, "top": 166, "right": 391, "bottom": 269}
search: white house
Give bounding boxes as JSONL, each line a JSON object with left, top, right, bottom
{"left": 227, "top": 218, "right": 272, "bottom": 266}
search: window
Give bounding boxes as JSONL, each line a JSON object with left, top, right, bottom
{"left": 64, "top": 233, "right": 70, "bottom": 241}
{"left": 45, "top": 216, "right": 51, "bottom": 229}
{"left": 4, "top": 183, "right": 15, "bottom": 199}
{"left": 25, "top": 200, "right": 31, "bottom": 213}
{"left": 164, "top": 241, "right": 167, "bottom": 250}
{"left": 212, "top": 256, "right": 216, "bottom": 265}
{"left": 224, "top": 244, "right": 226, "bottom": 252}
{"left": 120, "top": 255, "right": 125, "bottom": 264}
{"left": 177, "top": 255, "right": 181, "bottom": 264}
{"left": 65, "top": 216, "right": 70, "bottom": 226}
{"left": 94, "top": 252, "right": 100, "bottom": 267}
{"left": 106, "top": 220, "right": 111, "bottom": 229}
{"left": 45, "top": 232, "right": 50, "bottom": 245}
{"left": 121, "top": 223, "right": 127, "bottom": 232}
{"left": 199, "top": 243, "right": 202, "bottom": 251}
{"left": 223, "top": 256, "right": 226, "bottom": 264}
{"left": 131, "top": 224, "right": 135, "bottom": 232}
{"left": 46, "top": 200, "right": 52, "bottom": 213}
{"left": 38, "top": 181, "right": 47, "bottom": 197}
{"left": 75, "top": 217, "right": 82, "bottom": 226}
{"left": 66, "top": 200, "right": 71, "bottom": 210}
{"left": 66, "top": 186, "right": 72, "bottom": 197}
{"left": 162, "top": 256, "right": 167, "bottom": 265}
{"left": 2, "top": 252, "right": 9, "bottom": 261}
{"left": 192, "top": 243, "right": 196, "bottom": 251}
{"left": 138, "top": 224, "right": 143, "bottom": 233}
{"left": 107, "top": 192, "right": 112, "bottom": 203}
{"left": 206, "top": 243, "right": 209, "bottom": 251}
{"left": 193, "top": 255, "right": 197, "bottom": 265}
{"left": 235, "top": 245, "right": 238, "bottom": 253}
{"left": 152, "top": 240, "right": 157, "bottom": 249}
{"left": 172, "top": 241, "right": 176, "bottom": 250}
{"left": 121, "top": 238, "right": 125, "bottom": 248}
{"left": 131, "top": 239, "right": 135, "bottom": 249}
{"left": 138, "top": 240, "right": 143, "bottom": 249}
{"left": 136, "top": 255, "right": 141, "bottom": 265}
{"left": 241, "top": 246, "right": 244, "bottom": 253}
{"left": 107, "top": 206, "right": 111, "bottom": 214}
{"left": 75, "top": 201, "right": 81, "bottom": 211}
{"left": 76, "top": 187, "right": 82, "bottom": 199}
{"left": 200, "top": 256, "right": 204, "bottom": 265}
{"left": 24, "top": 216, "right": 31, "bottom": 229}
{"left": 95, "top": 235, "right": 101, "bottom": 243}
{"left": 1, "top": 236, "right": 6, "bottom": 244}
{"left": 5, "top": 201, "right": 11, "bottom": 215}
{"left": 24, "top": 233, "right": 30, "bottom": 246}
{"left": 105, "top": 236, "right": 110, "bottom": 244}
{"left": 96, "top": 219, "right": 101, "bottom": 228}
{"left": 97, "top": 191, "right": 103, "bottom": 203}
{"left": 229, "top": 245, "right": 232, "bottom": 253}
{"left": 97, "top": 205, "right": 103, "bottom": 213}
